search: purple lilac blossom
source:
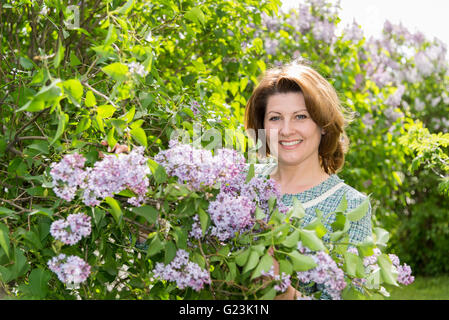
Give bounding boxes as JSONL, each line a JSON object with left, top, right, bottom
{"left": 50, "top": 153, "right": 87, "bottom": 202}
{"left": 48, "top": 254, "right": 91, "bottom": 285}
{"left": 154, "top": 140, "right": 246, "bottom": 191}
{"left": 296, "top": 243, "right": 346, "bottom": 300}
{"left": 82, "top": 147, "right": 150, "bottom": 207}
{"left": 152, "top": 249, "right": 211, "bottom": 291}
{"left": 50, "top": 213, "right": 91, "bottom": 245}
{"left": 261, "top": 266, "right": 291, "bottom": 293}
{"left": 348, "top": 248, "right": 414, "bottom": 286}
{"left": 208, "top": 193, "right": 256, "bottom": 241}
{"left": 189, "top": 214, "right": 203, "bottom": 239}
{"left": 50, "top": 147, "right": 150, "bottom": 207}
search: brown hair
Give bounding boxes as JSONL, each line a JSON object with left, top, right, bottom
{"left": 244, "top": 61, "right": 351, "bottom": 174}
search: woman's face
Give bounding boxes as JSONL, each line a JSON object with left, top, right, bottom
{"left": 263, "top": 92, "right": 323, "bottom": 168}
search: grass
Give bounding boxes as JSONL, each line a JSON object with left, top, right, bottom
{"left": 386, "top": 275, "right": 449, "bottom": 300}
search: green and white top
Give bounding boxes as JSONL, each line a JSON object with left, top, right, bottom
{"left": 253, "top": 161, "right": 372, "bottom": 299}
{"left": 253, "top": 160, "right": 372, "bottom": 244}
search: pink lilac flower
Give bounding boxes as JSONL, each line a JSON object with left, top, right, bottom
{"left": 152, "top": 249, "right": 211, "bottom": 292}
{"left": 208, "top": 193, "right": 256, "bottom": 241}
{"left": 189, "top": 214, "right": 203, "bottom": 239}
{"left": 82, "top": 147, "right": 150, "bottom": 206}
{"left": 154, "top": 140, "right": 246, "bottom": 191}
{"left": 50, "top": 153, "right": 87, "bottom": 202}
{"left": 48, "top": 254, "right": 91, "bottom": 285}
{"left": 385, "top": 85, "right": 405, "bottom": 108}
{"left": 388, "top": 253, "right": 415, "bottom": 285}
{"left": 296, "top": 243, "right": 346, "bottom": 300}
{"left": 261, "top": 266, "right": 291, "bottom": 293}
{"left": 50, "top": 213, "right": 91, "bottom": 245}
{"left": 50, "top": 148, "right": 150, "bottom": 207}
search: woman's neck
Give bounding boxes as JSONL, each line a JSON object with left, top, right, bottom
{"left": 270, "top": 160, "right": 330, "bottom": 195}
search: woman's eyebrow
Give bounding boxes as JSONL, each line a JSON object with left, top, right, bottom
{"left": 267, "top": 109, "right": 308, "bottom": 114}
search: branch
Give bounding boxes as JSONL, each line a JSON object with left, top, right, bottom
{"left": 81, "top": 81, "right": 119, "bottom": 109}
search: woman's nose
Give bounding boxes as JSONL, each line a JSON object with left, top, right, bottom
{"left": 279, "top": 120, "right": 294, "bottom": 137}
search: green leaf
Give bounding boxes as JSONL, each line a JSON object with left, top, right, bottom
{"left": 341, "top": 286, "right": 367, "bottom": 300}
{"left": 0, "top": 223, "right": 11, "bottom": 259}
{"left": 290, "top": 197, "right": 305, "bottom": 219}
{"left": 93, "top": 208, "right": 106, "bottom": 227}
{"left": 97, "top": 104, "right": 116, "bottom": 119}
{"left": 106, "top": 127, "right": 117, "bottom": 148}
{"left": 62, "top": 79, "right": 83, "bottom": 105}
{"left": 251, "top": 254, "right": 273, "bottom": 280}
{"left": 17, "top": 80, "right": 62, "bottom": 112}
{"left": 259, "top": 287, "right": 277, "bottom": 300}
{"left": 279, "top": 259, "right": 293, "bottom": 275}
{"left": 373, "top": 227, "right": 390, "bottom": 249}
{"left": 148, "top": 159, "right": 167, "bottom": 184}
{"left": 242, "top": 250, "right": 260, "bottom": 274}
{"left": 346, "top": 197, "right": 370, "bottom": 222}
{"left": 185, "top": 7, "right": 206, "bottom": 27}
{"left": 283, "top": 229, "right": 300, "bottom": 248}
{"left": 50, "top": 112, "right": 68, "bottom": 146}
{"left": 146, "top": 235, "right": 163, "bottom": 257}
{"left": 20, "top": 56, "right": 34, "bottom": 70}
{"left": 235, "top": 248, "right": 250, "bottom": 267}
{"left": 245, "top": 163, "right": 255, "bottom": 183}
{"left": 343, "top": 252, "right": 365, "bottom": 278}
{"left": 198, "top": 208, "right": 210, "bottom": 237}
{"left": 53, "top": 39, "right": 65, "bottom": 68}
{"left": 299, "top": 229, "right": 326, "bottom": 252}
{"left": 131, "top": 205, "right": 159, "bottom": 225}
{"left": 102, "top": 62, "right": 129, "bottom": 81}
{"left": 287, "top": 251, "right": 317, "bottom": 272}
{"left": 378, "top": 254, "right": 399, "bottom": 286}
{"left": 331, "top": 212, "right": 346, "bottom": 231}
{"left": 116, "top": 0, "right": 134, "bottom": 15}
{"left": 130, "top": 127, "right": 148, "bottom": 147}
{"left": 85, "top": 90, "right": 97, "bottom": 107}
{"left": 69, "top": 52, "right": 81, "bottom": 67}
{"left": 29, "top": 268, "right": 51, "bottom": 298}
{"left": 335, "top": 193, "right": 348, "bottom": 213}
{"left": 105, "top": 197, "right": 123, "bottom": 225}
{"left": 164, "top": 241, "right": 177, "bottom": 264}
{"left": 254, "top": 206, "right": 266, "bottom": 220}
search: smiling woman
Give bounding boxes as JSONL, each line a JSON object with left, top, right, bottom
{"left": 244, "top": 60, "right": 372, "bottom": 300}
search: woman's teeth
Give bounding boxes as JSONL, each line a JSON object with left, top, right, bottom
{"left": 280, "top": 140, "right": 302, "bottom": 146}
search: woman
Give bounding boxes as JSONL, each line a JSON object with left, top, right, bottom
{"left": 244, "top": 60, "right": 372, "bottom": 299}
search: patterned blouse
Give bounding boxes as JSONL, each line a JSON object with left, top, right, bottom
{"left": 253, "top": 161, "right": 372, "bottom": 300}
{"left": 253, "top": 161, "right": 372, "bottom": 244}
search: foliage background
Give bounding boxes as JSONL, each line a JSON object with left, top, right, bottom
{"left": 0, "top": 0, "right": 448, "bottom": 298}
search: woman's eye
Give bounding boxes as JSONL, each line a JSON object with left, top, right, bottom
{"left": 269, "top": 116, "right": 280, "bottom": 121}
{"left": 296, "top": 114, "right": 307, "bottom": 120}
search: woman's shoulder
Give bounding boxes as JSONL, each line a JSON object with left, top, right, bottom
{"left": 336, "top": 177, "right": 371, "bottom": 211}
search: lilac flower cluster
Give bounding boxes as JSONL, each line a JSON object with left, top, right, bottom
{"left": 50, "top": 153, "right": 87, "bottom": 202}
{"left": 189, "top": 214, "right": 203, "bottom": 239}
{"left": 347, "top": 247, "right": 414, "bottom": 286}
{"left": 83, "top": 147, "right": 150, "bottom": 206}
{"left": 50, "top": 147, "right": 150, "bottom": 207}
{"left": 296, "top": 243, "right": 346, "bottom": 300}
{"left": 127, "top": 61, "right": 148, "bottom": 77}
{"left": 152, "top": 249, "right": 211, "bottom": 291}
{"left": 389, "top": 254, "right": 415, "bottom": 285}
{"left": 208, "top": 193, "right": 255, "bottom": 241}
{"left": 50, "top": 213, "right": 92, "bottom": 245}
{"left": 154, "top": 140, "right": 246, "bottom": 191}
{"left": 48, "top": 254, "right": 91, "bottom": 285}
{"left": 261, "top": 266, "right": 291, "bottom": 293}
